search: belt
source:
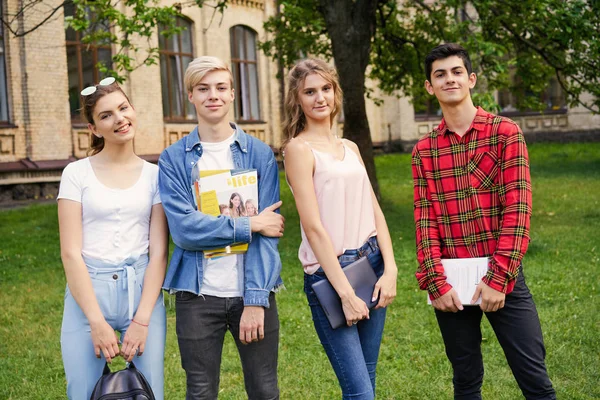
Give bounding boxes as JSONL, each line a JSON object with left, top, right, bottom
{"left": 83, "top": 253, "right": 149, "bottom": 321}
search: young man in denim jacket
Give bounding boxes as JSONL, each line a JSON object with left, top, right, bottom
{"left": 158, "top": 56, "right": 285, "bottom": 399}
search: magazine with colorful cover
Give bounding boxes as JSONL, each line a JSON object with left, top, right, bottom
{"left": 191, "top": 168, "right": 258, "bottom": 258}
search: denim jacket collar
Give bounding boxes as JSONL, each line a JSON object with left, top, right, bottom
{"left": 185, "top": 123, "right": 249, "bottom": 155}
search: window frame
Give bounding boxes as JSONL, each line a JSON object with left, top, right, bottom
{"left": 64, "top": 6, "right": 112, "bottom": 125}
{"left": 158, "top": 17, "right": 195, "bottom": 122}
{"left": 498, "top": 76, "right": 567, "bottom": 117}
{"left": 414, "top": 97, "right": 443, "bottom": 121}
{"left": 413, "top": 86, "right": 442, "bottom": 121}
{"left": 0, "top": 0, "right": 10, "bottom": 125}
{"left": 230, "top": 25, "right": 262, "bottom": 123}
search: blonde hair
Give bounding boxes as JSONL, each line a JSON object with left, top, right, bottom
{"left": 184, "top": 56, "right": 234, "bottom": 93}
{"left": 281, "top": 59, "right": 343, "bottom": 153}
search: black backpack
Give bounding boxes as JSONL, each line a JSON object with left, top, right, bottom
{"left": 89, "top": 362, "right": 155, "bottom": 400}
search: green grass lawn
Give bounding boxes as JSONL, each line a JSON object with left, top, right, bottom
{"left": 1, "top": 142, "right": 599, "bottom": 399}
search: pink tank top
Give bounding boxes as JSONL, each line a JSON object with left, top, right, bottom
{"left": 297, "top": 140, "right": 377, "bottom": 274}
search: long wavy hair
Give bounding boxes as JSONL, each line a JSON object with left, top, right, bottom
{"left": 229, "top": 192, "right": 246, "bottom": 217}
{"left": 281, "top": 59, "right": 343, "bottom": 154}
{"left": 81, "top": 81, "right": 132, "bottom": 156}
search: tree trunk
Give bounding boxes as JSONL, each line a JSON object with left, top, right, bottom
{"left": 318, "top": 0, "right": 380, "bottom": 199}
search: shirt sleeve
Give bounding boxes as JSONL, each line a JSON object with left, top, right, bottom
{"left": 412, "top": 146, "right": 451, "bottom": 300}
{"left": 482, "top": 124, "right": 532, "bottom": 294}
{"left": 158, "top": 149, "right": 252, "bottom": 252}
{"left": 57, "top": 162, "right": 82, "bottom": 203}
{"left": 149, "top": 164, "right": 162, "bottom": 205}
{"left": 242, "top": 150, "right": 282, "bottom": 307}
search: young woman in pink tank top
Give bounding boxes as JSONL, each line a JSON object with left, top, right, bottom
{"left": 282, "top": 59, "right": 398, "bottom": 400}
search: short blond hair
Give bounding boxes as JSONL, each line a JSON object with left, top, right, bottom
{"left": 184, "top": 56, "right": 234, "bottom": 93}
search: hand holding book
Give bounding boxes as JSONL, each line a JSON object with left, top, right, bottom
{"left": 428, "top": 257, "right": 490, "bottom": 312}
{"left": 250, "top": 201, "right": 285, "bottom": 237}
{"left": 472, "top": 281, "right": 506, "bottom": 313}
{"left": 192, "top": 169, "right": 260, "bottom": 258}
{"left": 431, "top": 289, "right": 464, "bottom": 313}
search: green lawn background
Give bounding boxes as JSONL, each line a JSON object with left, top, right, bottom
{"left": 0, "top": 142, "right": 598, "bottom": 399}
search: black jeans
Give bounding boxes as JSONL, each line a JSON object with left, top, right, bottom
{"left": 435, "top": 270, "right": 556, "bottom": 400}
{"left": 175, "top": 292, "right": 279, "bottom": 400}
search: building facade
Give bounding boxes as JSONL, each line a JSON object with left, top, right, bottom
{"left": 0, "top": 0, "right": 598, "bottom": 199}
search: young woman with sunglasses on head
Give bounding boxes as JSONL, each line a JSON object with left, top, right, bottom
{"left": 282, "top": 59, "right": 398, "bottom": 400}
{"left": 57, "top": 78, "right": 168, "bottom": 399}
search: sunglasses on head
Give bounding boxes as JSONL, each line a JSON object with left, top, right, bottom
{"left": 80, "top": 77, "right": 116, "bottom": 96}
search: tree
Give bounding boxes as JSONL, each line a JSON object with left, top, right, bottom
{"left": 2, "top": 0, "right": 598, "bottom": 196}
{"left": 1, "top": 0, "right": 191, "bottom": 77}
{"left": 261, "top": 0, "right": 600, "bottom": 196}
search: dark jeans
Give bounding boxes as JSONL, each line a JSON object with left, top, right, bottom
{"left": 175, "top": 292, "right": 279, "bottom": 400}
{"left": 435, "top": 269, "right": 556, "bottom": 400}
{"left": 304, "top": 237, "right": 387, "bottom": 400}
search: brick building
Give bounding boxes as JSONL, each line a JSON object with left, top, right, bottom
{"left": 0, "top": 0, "right": 598, "bottom": 200}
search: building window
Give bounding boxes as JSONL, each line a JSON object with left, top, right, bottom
{"left": 64, "top": 3, "right": 112, "bottom": 122}
{"left": 159, "top": 17, "right": 195, "bottom": 121}
{"left": 0, "top": 1, "right": 9, "bottom": 123}
{"left": 230, "top": 25, "right": 260, "bottom": 122}
{"left": 413, "top": 87, "right": 441, "bottom": 120}
{"left": 499, "top": 76, "right": 566, "bottom": 115}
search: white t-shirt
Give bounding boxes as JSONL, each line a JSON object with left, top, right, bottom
{"left": 57, "top": 158, "right": 161, "bottom": 264}
{"left": 198, "top": 132, "right": 244, "bottom": 298}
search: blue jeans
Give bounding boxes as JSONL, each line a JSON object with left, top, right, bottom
{"left": 61, "top": 255, "right": 166, "bottom": 400}
{"left": 304, "top": 237, "right": 387, "bottom": 400}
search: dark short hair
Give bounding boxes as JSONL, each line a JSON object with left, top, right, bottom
{"left": 425, "top": 43, "right": 472, "bottom": 81}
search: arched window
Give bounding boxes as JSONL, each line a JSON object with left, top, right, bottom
{"left": 230, "top": 26, "right": 260, "bottom": 122}
{"left": 64, "top": 3, "right": 112, "bottom": 122}
{"left": 159, "top": 17, "right": 195, "bottom": 121}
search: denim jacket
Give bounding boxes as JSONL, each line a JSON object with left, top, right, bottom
{"left": 158, "top": 123, "right": 283, "bottom": 307}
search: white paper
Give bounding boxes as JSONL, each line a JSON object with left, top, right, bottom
{"left": 427, "top": 257, "right": 489, "bottom": 306}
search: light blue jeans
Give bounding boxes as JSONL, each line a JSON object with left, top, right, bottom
{"left": 304, "top": 237, "right": 388, "bottom": 400}
{"left": 61, "top": 254, "right": 166, "bottom": 400}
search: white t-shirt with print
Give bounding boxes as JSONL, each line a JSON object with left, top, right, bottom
{"left": 197, "top": 132, "right": 244, "bottom": 298}
{"left": 57, "top": 158, "right": 161, "bottom": 264}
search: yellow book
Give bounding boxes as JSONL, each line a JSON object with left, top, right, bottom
{"left": 192, "top": 169, "right": 259, "bottom": 258}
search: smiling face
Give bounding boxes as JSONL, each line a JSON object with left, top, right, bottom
{"left": 245, "top": 200, "right": 257, "bottom": 216}
{"left": 89, "top": 91, "right": 136, "bottom": 145}
{"left": 220, "top": 206, "right": 231, "bottom": 216}
{"left": 425, "top": 55, "right": 477, "bottom": 107}
{"left": 188, "top": 70, "right": 235, "bottom": 124}
{"left": 230, "top": 194, "right": 241, "bottom": 208}
{"left": 298, "top": 73, "right": 335, "bottom": 124}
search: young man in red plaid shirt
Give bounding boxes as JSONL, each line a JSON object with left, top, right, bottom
{"left": 412, "top": 43, "right": 556, "bottom": 399}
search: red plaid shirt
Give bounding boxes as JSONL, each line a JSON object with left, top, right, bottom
{"left": 412, "top": 107, "right": 532, "bottom": 299}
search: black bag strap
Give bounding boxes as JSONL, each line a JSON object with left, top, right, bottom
{"left": 102, "top": 361, "right": 138, "bottom": 375}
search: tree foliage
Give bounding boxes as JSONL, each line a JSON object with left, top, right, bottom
{"left": 261, "top": 0, "right": 600, "bottom": 114}
{"left": 2, "top": 0, "right": 204, "bottom": 79}
{"left": 1, "top": 0, "right": 598, "bottom": 196}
